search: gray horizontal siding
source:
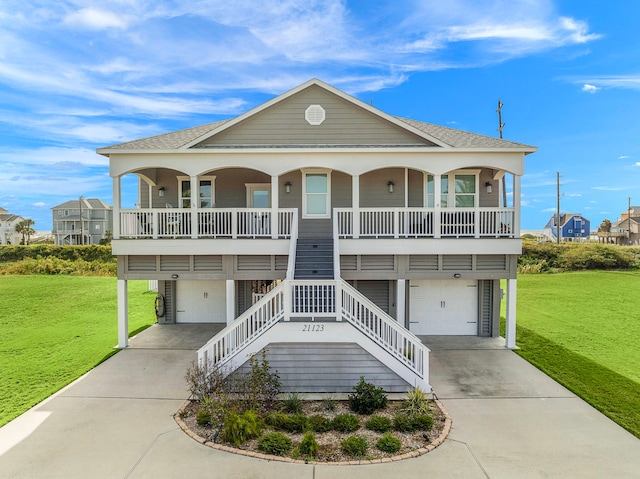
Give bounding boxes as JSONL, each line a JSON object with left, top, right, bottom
{"left": 236, "top": 343, "right": 410, "bottom": 393}
{"left": 128, "top": 255, "right": 156, "bottom": 272}
{"left": 476, "top": 255, "right": 507, "bottom": 270}
{"left": 361, "top": 255, "right": 395, "bottom": 271}
{"left": 194, "top": 255, "right": 223, "bottom": 271}
{"left": 160, "top": 255, "right": 190, "bottom": 271}
{"left": 408, "top": 255, "right": 439, "bottom": 271}
{"left": 442, "top": 255, "right": 473, "bottom": 271}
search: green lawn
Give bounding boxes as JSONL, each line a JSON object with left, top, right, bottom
{"left": 507, "top": 271, "right": 640, "bottom": 438}
{"left": 0, "top": 276, "right": 156, "bottom": 427}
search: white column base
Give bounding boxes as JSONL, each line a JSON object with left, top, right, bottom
{"left": 117, "top": 279, "right": 129, "bottom": 349}
{"left": 226, "top": 280, "right": 235, "bottom": 325}
{"left": 505, "top": 278, "right": 517, "bottom": 349}
{"left": 396, "top": 279, "right": 406, "bottom": 326}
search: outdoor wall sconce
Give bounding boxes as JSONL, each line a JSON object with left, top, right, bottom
{"left": 284, "top": 181, "right": 292, "bottom": 193}
{"left": 171, "top": 274, "right": 179, "bottom": 279}
{"left": 453, "top": 273, "right": 461, "bottom": 278}
{"left": 387, "top": 181, "right": 395, "bottom": 193}
{"left": 158, "top": 186, "right": 165, "bottom": 197}
{"left": 485, "top": 182, "right": 492, "bottom": 194}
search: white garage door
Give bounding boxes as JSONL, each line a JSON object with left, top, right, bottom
{"left": 176, "top": 280, "right": 226, "bottom": 323}
{"left": 409, "top": 280, "right": 478, "bottom": 335}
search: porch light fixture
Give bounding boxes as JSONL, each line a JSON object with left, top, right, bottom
{"left": 387, "top": 181, "right": 395, "bottom": 193}
{"left": 284, "top": 181, "right": 292, "bottom": 193}
{"left": 485, "top": 182, "right": 492, "bottom": 194}
{"left": 158, "top": 186, "right": 165, "bottom": 197}
{"left": 453, "top": 273, "right": 461, "bottom": 278}
{"left": 171, "top": 274, "right": 179, "bottom": 279}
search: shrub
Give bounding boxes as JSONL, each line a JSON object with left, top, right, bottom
{"left": 265, "top": 412, "right": 290, "bottom": 430}
{"left": 243, "top": 350, "right": 281, "bottom": 414}
{"left": 392, "top": 413, "right": 415, "bottom": 432}
{"left": 322, "top": 396, "right": 336, "bottom": 412}
{"left": 392, "top": 413, "right": 433, "bottom": 432}
{"left": 365, "top": 415, "right": 391, "bottom": 433}
{"left": 196, "top": 407, "right": 212, "bottom": 427}
{"left": 332, "top": 413, "right": 360, "bottom": 433}
{"left": 283, "top": 392, "right": 302, "bottom": 414}
{"left": 340, "top": 435, "right": 368, "bottom": 458}
{"left": 402, "top": 386, "right": 431, "bottom": 416}
{"left": 298, "top": 431, "right": 319, "bottom": 459}
{"left": 221, "top": 410, "right": 262, "bottom": 446}
{"left": 308, "top": 415, "right": 332, "bottom": 433}
{"left": 258, "top": 432, "right": 292, "bottom": 456}
{"left": 348, "top": 376, "right": 388, "bottom": 415}
{"left": 375, "top": 433, "right": 402, "bottom": 454}
{"left": 265, "top": 413, "right": 308, "bottom": 433}
{"left": 185, "top": 360, "right": 229, "bottom": 402}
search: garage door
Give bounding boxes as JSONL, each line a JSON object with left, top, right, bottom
{"left": 409, "top": 280, "right": 478, "bottom": 335}
{"left": 176, "top": 280, "right": 226, "bottom": 323}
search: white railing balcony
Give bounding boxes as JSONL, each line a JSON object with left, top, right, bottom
{"left": 117, "top": 208, "right": 296, "bottom": 239}
{"left": 335, "top": 207, "right": 516, "bottom": 239}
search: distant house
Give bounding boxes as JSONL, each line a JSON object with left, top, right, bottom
{"left": 608, "top": 206, "right": 640, "bottom": 246}
{"left": 0, "top": 211, "right": 24, "bottom": 245}
{"left": 544, "top": 213, "right": 590, "bottom": 242}
{"left": 97, "top": 78, "right": 536, "bottom": 393}
{"left": 51, "top": 198, "right": 113, "bottom": 245}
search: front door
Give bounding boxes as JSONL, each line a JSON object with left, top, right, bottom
{"left": 409, "top": 280, "right": 478, "bottom": 335}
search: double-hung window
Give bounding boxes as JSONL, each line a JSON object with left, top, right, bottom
{"left": 177, "top": 176, "right": 215, "bottom": 208}
{"left": 427, "top": 172, "right": 478, "bottom": 208}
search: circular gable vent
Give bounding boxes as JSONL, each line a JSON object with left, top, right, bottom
{"left": 305, "top": 105, "right": 326, "bottom": 125}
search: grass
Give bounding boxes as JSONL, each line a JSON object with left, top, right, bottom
{"left": 0, "top": 276, "right": 156, "bottom": 427}
{"left": 505, "top": 271, "right": 640, "bottom": 438}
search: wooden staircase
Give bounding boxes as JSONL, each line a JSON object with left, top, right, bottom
{"left": 294, "top": 238, "right": 334, "bottom": 279}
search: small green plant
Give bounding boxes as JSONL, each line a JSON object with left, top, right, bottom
{"left": 348, "top": 376, "right": 388, "bottom": 415}
{"left": 243, "top": 350, "right": 282, "bottom": 414}
{"left": 411, "top": 414, "right": 434, "bottom": 431}
{"left": 221, "top": 410, "right": 262, "bottom": 446}
{"left": 265, "top": 413, "right": 308, "bottom": 433}
{"left": 332, "top": 413, "right": 360, "bottom": 433}
{"left": 322, "top": 395, "right": 337, "bottom": 412}
{"left": 196, "top": 407, "right": 212, "bottom": 427}
{"left": 365, "top": 414, "right": 391, "bottom": 433}
{"left": 402, "top": 386, "right": 431, "bottom": 416}
{"left": 298, "top": 431, "right": 319, "bottom": 459}
{"left": 283, "top": 392, "right": 303, "bottom": 414}
{"left": 340, "top": 435, "right": 368, "bottom": 458}
{"left": 308, "top": 415, "right": 333, "bottom": 433}
{"left": 258, "top": 432, "right": 292, "bottom": 456}
{"left": 375, "top": 433, "right": 402, "bottom": 453}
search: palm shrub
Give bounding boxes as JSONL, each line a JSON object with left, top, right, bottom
{"left": 258, "top": 432, "right": 292, "bottom": 456}
{"left": 402, "top": 386, "right": 431, "bottom": 416}
{"left": 348, "top": 376, "right": 388, "bottom": 414}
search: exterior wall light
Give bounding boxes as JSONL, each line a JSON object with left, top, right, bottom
{"left": 387, "top": 181, "right": 395, "bottom": 193}
{"left": 171, "top": 274, "right": 179, "bottom": 279}
{"left": 284, "top": 181, "right": 292, "bottom": 193}
{"left": 453, "top": 273, "right": 461, "bottom": 278}
{"left": 485, "top": 182, "right": 492, "bottom": 194}
{"left": 158, "top": 186, "right": 165, "bottom": 197}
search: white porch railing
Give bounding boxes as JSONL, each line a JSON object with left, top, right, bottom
{"left": 197, "top": 279, "right": 428, "bottom": 381}
{"left": 118, "top": 208, "right": 296, "bottom": 239}
{"left": 335, "top": 207, "right": 516, "bottom": 239}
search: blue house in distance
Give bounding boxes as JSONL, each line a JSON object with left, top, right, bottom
{"left": 544, "top": 213, "right": 590, "bottom": 242}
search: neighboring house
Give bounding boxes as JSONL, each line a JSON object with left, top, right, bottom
{"left": 0, "top": 212, "right": 24, "bottom": 245}
{"left": 609, "top": 207, "right": 640, "bottom": 246}
{"left": 51, "top": 198, "right": 113, "bottom": 245}
{"left": 543, "top": 213, "right": 590, "bottom": 242}
{"left": 98, "top": 79, "right": 536, "bottom": 393}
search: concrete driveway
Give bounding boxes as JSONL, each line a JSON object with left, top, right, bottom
{"left": 1, "top": 325, "right": 639, "bottom": 478}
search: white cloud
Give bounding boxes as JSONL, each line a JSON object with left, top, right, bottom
{"left": 32, "top": 202, "right": 47, "bottom": 207}
{"left": 635, "top": 162, "right": 640, "bottom": 167}
{"left": 64, "top": 8, "right": 130, "bottom": 30}
{"left": 592, "top": 186, "right": 624, "bottom": 191}
{"left": 619, "top": 155, "right": 631, "bottom": 159}
{"left": 576, "top": 75, "right": 640, "bottom": 92}
{"left": 581, "top": 84, "right": 599, "bottom": 93}
{"left": 541, "top": 208, "right": 557, "bottom": 213}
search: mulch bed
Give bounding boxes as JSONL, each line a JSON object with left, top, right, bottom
{"left": 175, "top": 399, "right": 451, "bottom": 464}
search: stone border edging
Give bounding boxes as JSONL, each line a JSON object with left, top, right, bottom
{"left": 174, "top": 399, "right": 451, "bottom": 465}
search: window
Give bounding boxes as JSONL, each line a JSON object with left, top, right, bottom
{"left": 427, "top": 171, "right": 478, "bottom": 207}
{"left": 177, "top": 176, "right": 215, "bottom": 208}
{"left": 246, "top": 184, "right": 270, "bottom": 208}
{"left": 302, "top": 170, "right": 330, "bottom": 218}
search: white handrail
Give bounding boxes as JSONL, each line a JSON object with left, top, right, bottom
{"left": 198, "top": 282, "right": 285, "bottom": 368}
{"left": 286, "top": 212, "right": 299, "bottom": 280}
{"left": 339, "top": 279, "right": 427, "bottom": 377}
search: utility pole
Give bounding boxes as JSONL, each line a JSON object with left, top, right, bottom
{"left": 496, "top": 100, "right": 505, "bottom": 139}
{"left": 556, "top": 172, "right": 561, "bottom": 244}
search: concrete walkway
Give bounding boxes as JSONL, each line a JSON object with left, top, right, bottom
{"left": 1, "top": 325, "right": 639, "bottom": 478}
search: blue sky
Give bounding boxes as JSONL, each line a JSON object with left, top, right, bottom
{"left": 1, "top": 0, "right": 639, "bottom": 231}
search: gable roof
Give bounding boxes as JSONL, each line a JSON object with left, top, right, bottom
{"left": 0, "top": 214, "right": 23, "bottom": 223}
{"left": 98, "top": 79, "right": 536, "bottom": 154}
{"left": 51, "top": 198, "right": 112, "bottom": 210}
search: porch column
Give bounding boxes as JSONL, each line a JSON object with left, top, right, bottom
{"left": 190, "top": 175, "right": 199, "bottom": 238}
{"left": 505, "top": 278, "right": 517, "bottom": 349}
{"left": 112, "top": 177, "right": 121, "bottom": 239}
{"left": 396, "top": 279, "right": 406, "bottom": 327}
{"left": 513, "top": 174, "right": 521, "bottom": 237}
{"left": 352, "top": 175, "right": 360, "bottom": 238}
{"left": 226, "top": 280, "right": 235, "bottom": 325}
{"left": 271, "top": 176, "right": 279, "bottom": 239}
{"left": 117, "top": 279, "right": 128, "bottom": 348}
{"left": 433, "top": 174, "right": 441, "bottom": 238}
